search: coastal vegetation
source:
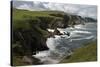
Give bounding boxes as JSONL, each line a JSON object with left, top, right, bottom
{"left": 60, "top": 41, "right": 97, "bottom": 63}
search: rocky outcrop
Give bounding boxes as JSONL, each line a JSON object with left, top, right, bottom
{"left": 12, "top": 29, "right": 49, "bottom": 56}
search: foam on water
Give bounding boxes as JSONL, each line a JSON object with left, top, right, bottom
{"left": 71, "top": 36, "right": 94, "bottom": 41}
{"left": 33, "top": 22, "right": 97, "bottom": 64}
{"left": 47, "top": 29, "right": 54, "bottom": 32}
{"left": 72, "top": 30, "right": 92, "bottom": 34}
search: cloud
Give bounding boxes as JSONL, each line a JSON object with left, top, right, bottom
{"left": 42, "top": 2, "right": 97, "bottom": 18}
{"left": 16, "top": 4, "right": 32, "bottom": 10}
{"left": 76, "top": 6, "right": 97, "bottom": 18}
{"left": 13, "top": 1, "right": 97, "bottom": 19}
{"left": 13, "top": 1, "right": 34, "bottom": 10}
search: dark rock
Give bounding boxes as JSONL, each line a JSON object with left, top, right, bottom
{"left": 12, "top": 28, "right": 49, "bottom": 56}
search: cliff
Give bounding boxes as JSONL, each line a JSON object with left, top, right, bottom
{"left": 12, "top": 9, "right": 90, "bottom": 66}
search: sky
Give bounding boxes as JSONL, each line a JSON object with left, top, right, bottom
{"left": 12, "top": 0, "right": 97, "bottom": 19}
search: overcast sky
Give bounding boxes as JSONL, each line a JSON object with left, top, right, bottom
{"left": 12, "top": 0, "right": 97, "bottom": 19}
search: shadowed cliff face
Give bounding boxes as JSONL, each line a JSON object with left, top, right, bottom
{"left": 13, "top": 29, "right": 49, "bottom": 56}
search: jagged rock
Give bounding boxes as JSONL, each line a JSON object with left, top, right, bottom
{"left": 53, "top": 28, "right": 63, "bottom": 35}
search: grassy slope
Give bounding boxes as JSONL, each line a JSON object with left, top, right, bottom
{"left": 12, "top": 9, "right": 63, "bottom": 32}
{"left": 13, "top": 9, "right": 62, "bottom": 20}
{"left": 60, "top": 41, "right": 97, "bottom": 63}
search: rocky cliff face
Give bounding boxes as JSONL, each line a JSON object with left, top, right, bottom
{"left": 12, "top": 9, "right": 88, "bottom": 56}
{"left": 13, "top": 29, "right": 49, "bottom": 56}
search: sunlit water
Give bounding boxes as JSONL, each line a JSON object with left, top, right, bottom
{"left": 33, "top": 22, "right": 97, "bottom": 64}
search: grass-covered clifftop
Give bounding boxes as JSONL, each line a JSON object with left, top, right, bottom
{"left": 60, "top": 41, "right": 97, "bottom": 63}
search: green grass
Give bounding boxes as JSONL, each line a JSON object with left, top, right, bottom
{"left": 13, "top": 9, "right": 63, "bottom": 20}
{"left": 60, "top": 41, "right": 97, "bottom": 63}
{"left": 12, "top": 9, "right": 63, "bottom": 30}
{"left": 12, "top": 9, "right": 65, "bottom": 38}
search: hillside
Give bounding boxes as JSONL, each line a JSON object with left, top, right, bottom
{"left": 60, "top": 41, "right": 97, "bottom": 63}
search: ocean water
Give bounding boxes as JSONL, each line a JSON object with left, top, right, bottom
{"left": 33, "top": 22, "right": 97, "bottom": 64}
